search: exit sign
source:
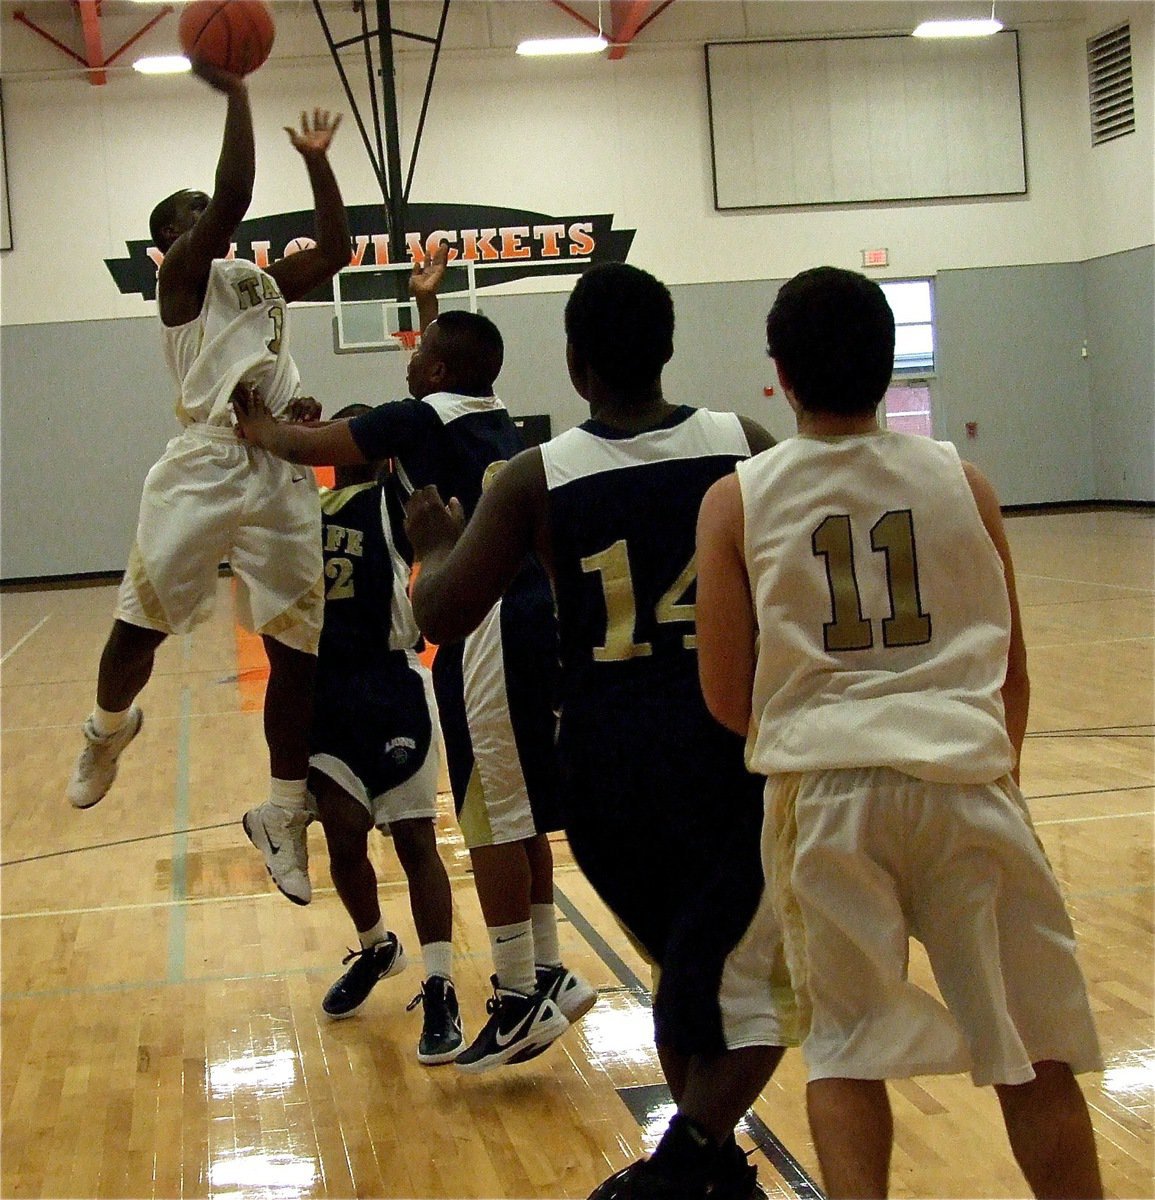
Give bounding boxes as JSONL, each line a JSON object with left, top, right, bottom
{"left": 862, "top": 248, "right": 889, "bottom": 268}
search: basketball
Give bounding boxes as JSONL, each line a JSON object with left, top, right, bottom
{"left": 179, "top": 1, "right": 275, "bottom": 77}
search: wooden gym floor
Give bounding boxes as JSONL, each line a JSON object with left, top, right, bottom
{"left": 1, "top": 508, "right": 1152, "bottom": 1199}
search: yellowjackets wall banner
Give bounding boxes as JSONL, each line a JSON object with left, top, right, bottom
{"left": 106, "top": 201, "right": 637, "bottom": 301}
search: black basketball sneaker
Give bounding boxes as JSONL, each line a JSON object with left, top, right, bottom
{"left": 406, "top": 974, "right": 465, "bottom": 1065}
{"left": 535, "top": 963, "right": 598, "bottom": 1023}
{"left": 587, "top": 1121, "right": 766, "bottom": 1200}
{"left": 321, "top": 933, "right": 407, "bottom": 1019}
{"left": 454, "top": 974, "right": 569, "bottom": 1073}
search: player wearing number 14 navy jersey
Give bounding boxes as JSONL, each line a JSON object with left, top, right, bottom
{"left": 404, "top": 262, "right": 797, "bottom": 1200}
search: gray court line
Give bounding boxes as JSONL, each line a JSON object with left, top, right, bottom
{"left": 1034, "top": 810, "right": 1153, "bottom": 826}
{"left": 1028, "top": 784, "right": 1153, "bottom": 802}
{"left": 166, "top": 685, "right": 192, "bottom": 984}
{"left": 0, "top": 615, "right": 50, "bottom": 665}
{"left": 553, "top": 884, "right": 650, "bottom": 1001}
{"left": 0, "top": 822, "right": 237, "bottom": 868}
{"left": 741, "top": 1109, "right": 825, "bottom": 1200}
{"left": 553, "top": 883, "right": 824, "bottom": 1200}
{"left": 1029, "top": 724, "right": 1154, "bottom": 735}
{"left": 1026, "top": 732, "right": 1153, "bottom": 740}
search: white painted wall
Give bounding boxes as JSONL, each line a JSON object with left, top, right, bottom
{"left": 1078, "top": 1, "right": 1154, "bottom": 259}
{"left": 0, "top": 9, "right": 1148, "bottom": 326}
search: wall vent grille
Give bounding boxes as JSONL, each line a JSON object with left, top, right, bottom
{"left": 1087, "top": 23, "right": 1135, "bottom": 146}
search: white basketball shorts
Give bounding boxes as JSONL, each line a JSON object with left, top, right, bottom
{"left": 766, "top": 766, "right": 1103, "bottom": 1087}
{"left": 115, "top": 425, "right": 324, "bottom": 654}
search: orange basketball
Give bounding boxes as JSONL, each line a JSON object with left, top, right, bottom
{"left": 179, "top": 1, "right": 275, "bottom": 77}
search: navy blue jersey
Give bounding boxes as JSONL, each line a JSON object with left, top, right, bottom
{"left": 349, "top": 390, "right": 553, "bottom": 631}
{"left": 317, "top": 480, "right": 418, "bottom": 667}
{"left": 540, "top": 405, "right": 769, "bottom": 1046}
{"left": 540, "top": 406, "right": 753, "bottom": 715}
{"left": 348, "top": 392, "right": 527, "bottom": 521}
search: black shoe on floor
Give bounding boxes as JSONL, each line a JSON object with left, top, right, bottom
{"left": 587, "top": 1156, "right": 709, "bottom": 1200}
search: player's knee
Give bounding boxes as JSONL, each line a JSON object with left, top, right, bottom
{"left": 315, "top": 793, "right": 371, "bottom": 861}
{"left": 390, "top": 817, "right": 438, "bottom": 870}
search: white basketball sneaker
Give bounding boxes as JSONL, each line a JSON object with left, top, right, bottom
{"left": 66, "top": 707, "right": 143, "bottom": 809}
{"left": 243, "top": 800, "right": 312, "bottom": 905}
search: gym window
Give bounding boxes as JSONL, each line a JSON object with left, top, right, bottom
{"left": 881, "top": 278, "right": 935, "bottom": 436}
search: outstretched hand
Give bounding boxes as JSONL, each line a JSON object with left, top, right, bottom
{"left": 231, "top": 380, "right": 277, "bottom": 445}
{"left": 410, "top": 242, "right": 450, "bottom": 301}
{"left": 284, "top": 109, "right": 342, "bottom": 157}
{"left": 287, "top": 395, "right": 323, "bottom": 423}
{"left": 404, "top": 484, "right": 466, "bottom": 561}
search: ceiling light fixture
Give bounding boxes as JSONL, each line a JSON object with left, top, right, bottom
{"left": 133, "top": 54, "right": 191, "bottom": 74}
{"left": 516, "top": 34, "right": 608, "bottom": 56}
{"left": 914, "top": 2, "right": 1003, "bottom": 38}
{"left": 517, "top": 0, "right": 608, "bottom": 57}
{"left": 912, "top": 18, "right": 1003, "bottom": 37}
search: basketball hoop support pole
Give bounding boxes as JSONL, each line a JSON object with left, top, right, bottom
{"left": 311, "top": 0, "right": 451, "bottom": 334}
{"left": 375, "top": 0, "right": 408, "bottom": 276}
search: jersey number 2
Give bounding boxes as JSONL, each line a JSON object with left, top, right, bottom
{"left": 325, "top": 557, "right": 354, "bottom": 600}
{"left": 581, "top": 540, "right": 696, "bottom": 662}
{"left": 812, "top": 510, "right": 932, "bottom": 652}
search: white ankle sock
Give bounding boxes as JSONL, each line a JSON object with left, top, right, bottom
{"left": 357, "top": 920, "right": 386, "bottom": 950}
{"left": 489, "top": 920, "right": 535, "bottom": 994}
{"left": 422, "top": 941, "right": 453, "bottom": 982}
{"left": 531, "top": 903, "right": 561, "bottom": 969}
{"left": 92, "top": 704, "right": 131, "bottom": 738}
{"left": 269, "top": 777, "right": 307, "bottom": 813}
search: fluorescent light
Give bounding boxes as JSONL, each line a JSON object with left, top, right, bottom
{"left": 133, "top": 54, "right": 191, "bottom": 74}
{"left": 516, "top": 35, "right": 608, "bottom": 56}
{"left": 912, "top": 18, "right": 1004, "bottom": 38}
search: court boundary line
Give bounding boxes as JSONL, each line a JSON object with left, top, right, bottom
{"left": 0, "top": 614, "right": 51, "bottom": 665}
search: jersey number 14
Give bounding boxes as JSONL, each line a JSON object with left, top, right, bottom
{"left": 581, "top": 539, "right": 697, "bottom": 662}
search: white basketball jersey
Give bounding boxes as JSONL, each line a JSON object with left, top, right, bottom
{"left": 162, "top": 258, "right": 301, "bottom": 427}
{"left": 738, "top": 431, "right": 1015, "bottom": 784}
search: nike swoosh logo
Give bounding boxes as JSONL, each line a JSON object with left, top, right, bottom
{"left": 495, "top": 933, "right": 527, "bottom": 944}
{"left": 494, "top": 1007, "right": 538, "bottom": 1048}
{"left": 267, "top": 832, "right": 282, "bottom": 854}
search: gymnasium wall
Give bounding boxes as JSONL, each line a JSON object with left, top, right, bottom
{"left": 1, "top": 3, "right": 1152, "bottom": 580}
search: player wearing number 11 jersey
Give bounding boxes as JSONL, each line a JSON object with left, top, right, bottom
{"left": 695, "top": 265, "right": 1102, "bottom": 1199}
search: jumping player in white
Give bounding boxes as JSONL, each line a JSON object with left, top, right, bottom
{"left": 65, "top": 59, "right": 352, "bottom": 914}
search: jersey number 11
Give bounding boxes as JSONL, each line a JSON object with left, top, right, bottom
{"left": 812, "top": 509, "right": 933, "bottom": 652}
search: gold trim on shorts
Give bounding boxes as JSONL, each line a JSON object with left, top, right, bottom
{"left": 126, "top": 542, "right": 175, "bottom": 632}
{"left": 770, "top": 774, "right": 811, "bottom": 1039}
{"left": 458, "top": 765, "right": 494, "bottom": 848}
{"left": 258, "top": 575, "right": 325, "bottom": 640}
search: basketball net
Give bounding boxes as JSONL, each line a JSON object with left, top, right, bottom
{"left": 393, "top": 329, "right": 421, "bottom": 352}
